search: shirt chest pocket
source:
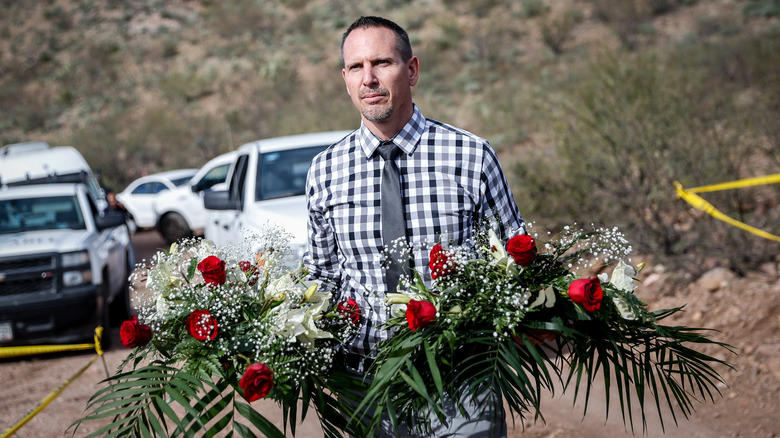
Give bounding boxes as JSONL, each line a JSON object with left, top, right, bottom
{"left": 414, "top": 184, "right": 476, "bottom": 245}
{"left": 327, "top": 194, "right": 378, "bottom": 239}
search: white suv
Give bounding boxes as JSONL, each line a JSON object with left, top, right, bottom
{"left": 153, "top": 151, "right": 237, "bottom": 244}
{"left": 0, "top": 146, "right": 133, "bottom": 347}
{"left": 204, "top": 131, "right": 351, "bottom": 261}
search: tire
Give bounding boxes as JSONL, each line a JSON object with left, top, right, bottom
{"left": 159, "top": 212, "right": 193, "bottom": 244}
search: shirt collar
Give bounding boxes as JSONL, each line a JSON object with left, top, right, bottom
{"left": 358, "top": 105, "right": 426, "bottom": 159}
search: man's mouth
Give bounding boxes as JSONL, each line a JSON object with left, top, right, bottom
{"left": 360, "top": 90, "right": 387, "bottom": 103}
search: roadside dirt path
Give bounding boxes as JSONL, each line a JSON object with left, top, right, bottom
{"left": 2, "top": 231, "right": 778, "bottom": 437}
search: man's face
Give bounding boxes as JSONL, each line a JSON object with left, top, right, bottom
{"left": 342, "top": 26, "right": 418, "bottom": 126}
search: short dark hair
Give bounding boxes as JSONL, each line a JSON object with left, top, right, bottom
{"left": 341, "top": 16, "right": 413, "bottom": 66}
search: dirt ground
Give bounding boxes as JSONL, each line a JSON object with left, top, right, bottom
{"left": 1, "top": 231, "right": 778, "bottom": 437}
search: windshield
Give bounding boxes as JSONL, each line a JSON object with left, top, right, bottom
{"left": 256, "top": 145, "right": 327, "bottom": 201}
{"left": 0, "top": 195, "right": 86, "bottom": 234}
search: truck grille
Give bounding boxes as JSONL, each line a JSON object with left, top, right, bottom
{"left": 0, "top": 254, "right": 58, "bottom": 297}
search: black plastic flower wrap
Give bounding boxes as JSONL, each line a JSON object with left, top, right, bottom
{"left": 71, "top": 227, "right": 361, "bottom": 438}
{"left": 350, "top": 222, "right": 735, "bottom": 436}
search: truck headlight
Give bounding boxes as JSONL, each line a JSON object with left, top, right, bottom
{"left": 62, "top": 250, "right": 90, "bottom": 268}
{"left": 63, "top": 270, "right": 92, "bottom": 286}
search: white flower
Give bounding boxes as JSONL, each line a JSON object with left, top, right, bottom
{"left": 387, "top": 290, "right": 425, "bottom": 317}
{"left": 485, "top": 229, "right": 519, "bottom": 275}
{"left": 269, "top": 298, "right": 333, "bottom": 346}
{"left": 599, "top": 260, "right": 639, "bottom": 293}
{"left": 264, "top": 274, "right": 305, "bottom": 302}
{"left": 154, "top": 296, "right": 174, "bottom": 321}
{"left": 599, "top": 260, "right": 642, "bottom": 320}
{"left": 488, "top": 229, "right": 508, "bottom": 260}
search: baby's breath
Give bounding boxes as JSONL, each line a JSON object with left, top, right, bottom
{"left": 127, "top": 225, "right": 353, "bottom": 401}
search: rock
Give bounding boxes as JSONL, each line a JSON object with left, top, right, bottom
{"left": 696, "top": 267, "right": 736, "bottom": 292}
{"left": 755, "top": 344, "right": 780, "bottom": 381}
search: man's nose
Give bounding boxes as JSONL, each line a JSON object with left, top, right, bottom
{"left": 362, "top": 66, "right": 378, "bottom": 86}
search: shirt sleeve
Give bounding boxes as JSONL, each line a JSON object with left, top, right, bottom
{"left": 303, "top": 162, "right": 341, "bottom": 291}
{"left": 480, "top": 143, "right": 526, "bottom": 237}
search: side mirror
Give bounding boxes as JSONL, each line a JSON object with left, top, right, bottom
{"left": 96, "top": 211, "right": 126, "bottom": 230}
{"left": 204, "top": 190, "right": 240, "bottom": 210}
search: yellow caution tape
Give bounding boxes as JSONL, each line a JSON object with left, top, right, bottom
{"left": 0, "top": 326, "right": 104, "bottom": 359}
{"left": 0, "top": 327, "right": 105, "bottom": 438}
{"left": 682, "top": 173, "right": 780, "bottom": 194}
{"left": 675, "top": 178, "right": 780, "bottom": 243}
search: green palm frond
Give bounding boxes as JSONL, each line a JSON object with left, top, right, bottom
{"left": 561, "top": 311, "right": 734, "bottom": 433}
{"left": 70, "top": 363, "right": 292, "bottom": 438}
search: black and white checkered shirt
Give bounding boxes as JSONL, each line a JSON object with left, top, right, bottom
{"left": 304, "top": 106, "right": 525, "bottom": 357}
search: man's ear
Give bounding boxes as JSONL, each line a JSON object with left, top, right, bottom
{"left": 342, "top": 69, "right": 352, "bottom": 96}
{"left": 408, "top": 56, "right": 420, "bottom": 87}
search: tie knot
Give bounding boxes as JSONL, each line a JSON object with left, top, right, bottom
{"left": 377, "top": 141, "right": 401, "bottom": 162}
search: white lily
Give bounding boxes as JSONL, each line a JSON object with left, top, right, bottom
{"left": 488, "top": 229, "right": 508, "bottom": 260}
{"left": 486, "top": 229, "right": 519, "bottom": 275}
{"left": 387, "top": 290, "right": 425, "bottom": 317}
{"left": 599, "top": 260, "right": 642, "bottom": 320}
{"left": 264, "top": 274, "right": 305, "bottom": 302}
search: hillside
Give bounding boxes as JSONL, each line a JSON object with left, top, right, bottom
{"left": 1, "top": 1, "right": 780, "bottom": 436}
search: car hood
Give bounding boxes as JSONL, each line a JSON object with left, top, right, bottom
{"left": 247, "top": 196, "right": 309, "bottom": 245}
{"left": 0, "top": 229, "right": 90, "bottom": 256}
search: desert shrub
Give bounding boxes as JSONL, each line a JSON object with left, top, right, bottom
{"left": 741, "top": 0, "right": 780, "bottom": 17}
{"left": 587, "top": 0, "right": 691, "bottom": 49}
{"left": 521, "top": 0, "right": 548, "bottom": 18}
{"left": 541, "top": 9, "right": 582, "bottom": 55}
{"left": 159, "top": 67, "right": 216, "bottom": 103}
{"left": 201, "top": 0, "right": 284, "bottom": 42}
{"left": 513, "top": 45, "right": 777, "bottom": 273}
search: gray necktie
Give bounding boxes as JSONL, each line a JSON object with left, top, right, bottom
{"left": 377, "top": 141, "right": 408, "bottom": 293}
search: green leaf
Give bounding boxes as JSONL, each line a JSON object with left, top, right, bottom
{"left": 235, "top": 400, "right": 286, "bottom": 438}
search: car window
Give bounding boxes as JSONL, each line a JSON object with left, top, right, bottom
{"left": 132, "top": 181, "right": 169, "bottom": 194}
{"left": 170, "top": 175, "right": 193, "bottom": 187}
{"left": 0, "top": 196, "right": 85, "bottom": 234}
{"left": 256, "top": 145, "right": 326, "bottom": 201}
{"left": 194, "top": 164, "right": 230, "bottom": 192}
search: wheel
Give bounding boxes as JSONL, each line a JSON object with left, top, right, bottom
{"left": 159, "top": 212, "right": 193, "bottom": 244}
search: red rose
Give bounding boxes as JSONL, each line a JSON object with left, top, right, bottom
{"left": 239, "top": 362, "right": 275, "bottom": 402}
{"left": 119, "top": 315, "right": 152, "bottom": 348}
{"left": 197, "top": 256, "right": 226, "bottom": 286}
{"left": 428, "top": 244, "right": 455, "bottom": 279}
{"left": 185, "top": 309, "right": 219, "bottom": 340}
{"left": 506, "top": 234, "right": 537, "bottom": 266}
{"left": 568, "top": 277, "right": 604, "bottom": 312}
{"left": 405, "top": 300, "right": 437, "bottom": 331}
{"left": 337, "top": 298, "right": 361, "bottom": 325}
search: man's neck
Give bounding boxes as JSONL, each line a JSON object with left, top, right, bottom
{"left": 362, "top": 105, "right": 414, "bottom": 141}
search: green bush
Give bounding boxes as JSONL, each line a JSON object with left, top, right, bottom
{"left": 513, "top": 42, "right": 778, "bottom": 273}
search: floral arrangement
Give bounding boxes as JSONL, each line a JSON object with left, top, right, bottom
{"left": 73, "top": 230, "right": 358, "bottom": 438}
{"left": 356, "top": 223, "right": 733, "bottom": 435}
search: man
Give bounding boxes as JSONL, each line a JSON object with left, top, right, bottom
{"left": 304, "top": 16, "right": 524, "bottom": 437}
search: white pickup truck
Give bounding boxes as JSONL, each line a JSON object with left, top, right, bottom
{"left": 203, "top": 131, "right": 350, "bottom": 261}
{"left": 153, "top": 151, "right": 237, "bottom": 244}
{"left": 0, "top": 145, "right": 133, "bottom": 347}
